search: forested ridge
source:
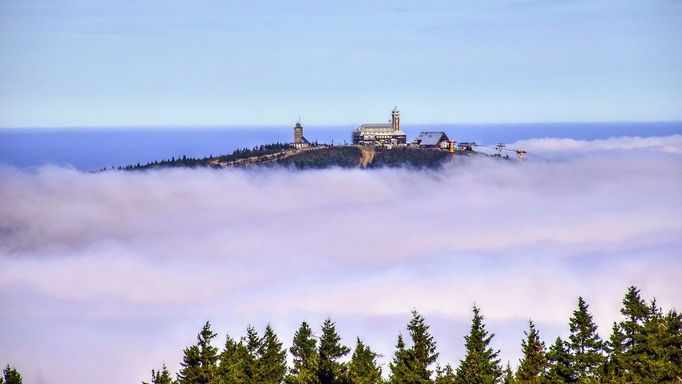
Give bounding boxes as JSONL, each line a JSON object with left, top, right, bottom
{"left": 109, "top": 143, "right": 294, "bottom": 171}
{"left": 106, "top": 144, "right": 460, "bottom": 171}
{"left": 139, "top": 286, "right": 681, "bottom": 384}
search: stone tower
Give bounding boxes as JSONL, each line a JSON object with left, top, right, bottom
{"left": 294, "top": 121, "right": 303, "bottom": 144}
{"left": 293, "top": 119, "right": 309, "bottom": 148}
{"left": 391, "top": 106, "right": 400, "bottom": 132}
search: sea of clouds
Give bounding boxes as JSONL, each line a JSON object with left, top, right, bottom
{"left": 1, "top": 135, "right": 681, "bottom": 384}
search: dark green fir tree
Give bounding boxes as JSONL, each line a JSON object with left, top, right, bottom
{"left": 620, "top": 286, "right": 658, "bottom": 381}
{"left": 287, "top": 321, "right": 319, "bottom": 384}
{"left": 567, "top": 297, "right": 605, "bottom": 382}
{"left": 620, "top": 287, "right": 649, "bottom": 343}
{"left": 515, "top": 320, "right": 546, "bottom": 383}
{"left": 256, "top": 324, "right": 287, "bottom": 384}
{"left": 501, "top": 362, "right": 514, "bottom": 384}
{"left": 543, "top": 337, "right": 575, "bottom": 383}
{"left": 454, "top": 306, "right": 502, "bottom": 384}
{"left": 218, "top": 334, "right": 250, "bottom": 384}
{"left": 656, "top": 308, "right": 682, "bottom": 381}
{"left": 618, "top": 286, "right": 650, "bottom": 380}
{"left": 347, "top": 337, "right": 382, "bottom": 384}
{"left": 243, "top": 325, "right": 262, "bottom": 383}
{"left": 435, "top": 364, "right": 457, "bottom": 384}
{"left": 405, "top": 310, "right": 439, "bottom": 383}
{"left": 177, "top": 321, "right": 220, "bottom": 384}
{"left": 639, "top": 299, "right": 682, "bottom": 382}
{"left": 143, "top": 364, "right": 175, "bottom": 384}
{"left": 177, "top": 340, "right": 203, "bottom": 384}
{"left": 388, "top": 334, "right": 410, "bottom": 384}
{"left": 317, "top": 318, "right": 350, "bottom": 384}
{"left": 603, "top": 322, "right": 627, "bottom": 382}
{"left": 2, "top": 365, "right": 22, "bottom": 384}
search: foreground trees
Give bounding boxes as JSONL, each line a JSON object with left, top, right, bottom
{"left": 543, "top": 337, "right": 574, "bottom": 383}
{"left": 144, "top": 286, "right": 681, "bottom": 384}
{"left": 318, "top": 318, "right": 351, "bottom": 384}
{"left": 454, "top": 306, "right": 502, "bottom": 384}
{"left": 604, "top": 286, "right": 682, "bottom": 382}
{"left": 389, "top": 310, "right": 439, "bottom": 383}
{"left": 567, "top": 297, "right": 605, "bottom": 382}
{"left": 348, "top": 338, "right": 382, "bottom": 384}
{"left": 287, "top": 322, "right": 318, "bottom": 384}
{"left": 143, "top": 365, "right": 174, "bottom": 384}
{"left": 1, "top": 365, "right": 23, "bottom": 384}
{"left": 515, "top": 321, "right": 546, "bottom": 383}
{"left": 177, "top": 321, "right": 219, "bottom": 384}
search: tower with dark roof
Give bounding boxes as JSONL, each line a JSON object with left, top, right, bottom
{"left": 391, "top": 106, "right": 400, "bottom": 132}
{"left": 293, "top": 120, "right": 309, "bottom": 148}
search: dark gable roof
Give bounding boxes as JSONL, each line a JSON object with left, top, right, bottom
{"left": 415, "top": 131, "right": 448, "bottom": 146}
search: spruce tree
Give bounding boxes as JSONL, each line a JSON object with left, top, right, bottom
{"left": 388, "top": 334, "right": 410, "bottom": 384}
{"left": 454, "top": 306, "right": 502, "bottom": 384}
{"left": 347, "top": 338, "right": 382, "bottom": 384}
{"left": 435, "top": 364, "right": 457, "bottom": 384}
{"left": 515, "top": 320, "right": 546, "bottom": 383}
{"left": 405, "top": 310, "right": 439, "bottom": 383}
{"left": 288, "top": 321, "right": 319, "bottom": 384}
{"left": 501, "top": 362, "right": 514, "bottom": 384}
{"left": 2, "top": 366, "right": 22, "bottom": 384}
{"left": 218, "top": 334, "right": 250, "bottom": 384}
{"left": 144, "top": 364, "right": 175, "bottom": 384}
{"left": 256, "top": 324, "right": 287, "bottom": 384}
{"left": 618, "top": 286, "right": 650, "bottom": 380}
{"left": 657, "top": 309, "right": 682, "bottom": 381}
{"left": 177, "top": 321, "right": 219, "bottom": 384}
{"left": 637, "top": 301, "right": 682, "bottom": 382}
{"left": 243, "top": 325, "right": 262, "bottom": 383}
{"left": 603, "top": 322, "right": 627, "bottom": 382}
{"left": 567, "top": 297, "right": 604, "bottom": 382}
{"left": 543, "top": 337, "right": 575, "bottom": 383}
{"left": 620, "top": 287, "right": 649, "bottom": 344}
{"left": 317, "top": 318, "right": 350, "bottom": 384}
{"left": 607, "top": 287, "right": 682, "bottom": 382}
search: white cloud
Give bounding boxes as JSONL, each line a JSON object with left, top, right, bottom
{"left": 0, "top": 135, "right": 681, "bottom": 383}
{"left": 512, "top": 134, "right": 682, "bottom": 155}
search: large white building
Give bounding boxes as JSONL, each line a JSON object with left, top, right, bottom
{"left": 352, "top": 107, "right": 407, "bottom": 147}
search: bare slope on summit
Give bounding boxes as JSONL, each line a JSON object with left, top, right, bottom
{"left": 277, "top": 146, "right": 460, "bottom": 169}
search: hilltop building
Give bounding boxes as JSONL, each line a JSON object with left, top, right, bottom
{"left": 458, "top": 142, "right": 476, "bottom": 151}
{"left": 293, "top": 121, "right": 309, "bottom": 149}
{"left": 413, "top": 131, "right": 451, "bottom": 149}
{"left": 352, "top": 107, "right": 407, "bottom": 147}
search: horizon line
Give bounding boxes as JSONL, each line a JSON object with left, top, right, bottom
{"left": 2, "top": 120, "right": 682, "bottom": 131}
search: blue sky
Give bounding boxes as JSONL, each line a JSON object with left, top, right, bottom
{"left": 0, "top": 0, "right": 681, "bottom": 127}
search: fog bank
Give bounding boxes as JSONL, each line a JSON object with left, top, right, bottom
{"left": 1, "top": 136, "right": 681, "bottom": 384}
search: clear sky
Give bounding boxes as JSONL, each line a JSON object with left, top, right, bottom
{"left": 0, "top": 0, "right": 681, "bottom": 127}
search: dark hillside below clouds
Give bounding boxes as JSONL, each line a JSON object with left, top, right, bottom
{"left": 0, "top": 135, "right": 680, "bottom": 384}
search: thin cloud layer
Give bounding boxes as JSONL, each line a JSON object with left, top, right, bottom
{"left": 513, "top": 134, "right": 682, "bottom": 155}
{"left": 1, "top": 136, "right": 681, "bottom": 384}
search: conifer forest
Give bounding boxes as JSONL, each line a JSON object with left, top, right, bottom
{"left": 134, "top": 286, "right": 681, "bottom": 384}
